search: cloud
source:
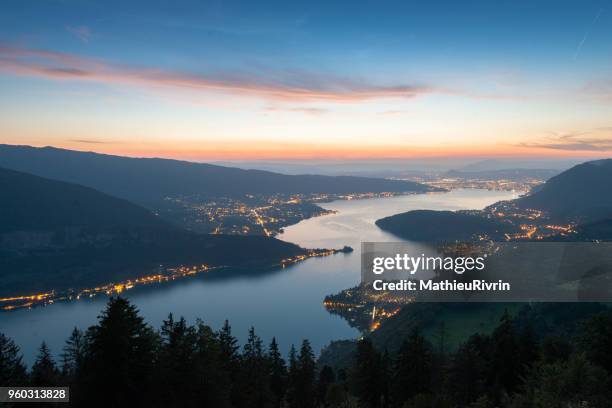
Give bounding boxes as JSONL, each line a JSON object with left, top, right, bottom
{"left": 0, "top": 44, "right": 434, "bottom": 103}
{"left": 517, "top": 129, "right": 612, "bottom": 152}
{"left": 66, "top": 26, "right": 92, "bottom": 43}
{"left": 264, "top": 106, "right": 328, "bottom": 115}
{"left": 530, "top": 142, "right": 612, "bottom": 151}
{"left": 69, "top": 139, "right": 121, "bottom": 144}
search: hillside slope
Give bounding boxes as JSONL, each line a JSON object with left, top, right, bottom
{"left": 0, "top": 167, "right": 304, "bottom": 296}
{"left": 517, "top": 159, "right": 612, "bottom": 221}
{"left": 0, "top": 145, "right": 435, "bottom": 207}
{"left": 376, "top": 210, "right": 512, "bottom": 241}
{"left": 0, "top": 167, "right": 170, "bottom": 234}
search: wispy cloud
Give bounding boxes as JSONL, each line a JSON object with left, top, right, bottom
{"left": 69, "top": 139, "right": 119, "bottom": 144}
{"left": 0, "top": 44, "right": 434, "bottom": 103}
{"left": 66, "top": 25, "right": 92, "bottom": 43}
{"left": 264, "top": 106, "right": 328, "bottom": 115}
{"left": 517, "top": 129, "right": 612, "bottom": 152}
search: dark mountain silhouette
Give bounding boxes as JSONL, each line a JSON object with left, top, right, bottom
{"left": 375, "top": 210, "right": 511, "bottom": 241}
{"left": 0, "top": 167, "right": 170, "bottom": 235}
{"left": 0, "top": 167, "right": 304, "bottom": 296}
{"left": 517, "top": 159, "right": 612, "bottom": 221}
{"left": 0, "top": 145, "right": 435, "bottom": 208}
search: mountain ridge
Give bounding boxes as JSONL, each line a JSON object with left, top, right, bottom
{"left": 517, "top": 159, "right": 612, "bottom": 221}
{"left": 0, "top": 167, "right": 305, "bottom": 296}
{"left": 375, "top": 210, "right": 511, "bottom": 241}
{"left": 0, "top": 144, "right": 436, "bottom": 208}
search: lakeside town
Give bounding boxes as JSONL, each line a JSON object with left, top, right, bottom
{"left": 0, "top": 247, "right": 348, "bottom": 311}
{"left": 158, "top": 191, "right": 427, "bottom": 236}
{"left": 0, "top": 175, "right": 549, "bottom": 315}
{"left": 157, "top": 175, "right": 544, "bottom": 238}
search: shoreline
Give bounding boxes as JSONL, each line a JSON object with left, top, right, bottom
{"left": 0, "top": 247, "right": 349, "bottom": 312}
{"left": 270, "top": 190, "right": 438, "bottom": 237}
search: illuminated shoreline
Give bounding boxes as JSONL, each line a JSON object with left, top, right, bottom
{"left": 0, "top": 248, "right": 345, "bottom": 311}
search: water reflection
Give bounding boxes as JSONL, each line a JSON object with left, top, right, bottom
{"left": 0, "top": 189, "right": 516, "bottom": 364}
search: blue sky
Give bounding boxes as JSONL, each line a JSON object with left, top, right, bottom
{"left": 0, "top": 0, "right": 611, "bottom": 159}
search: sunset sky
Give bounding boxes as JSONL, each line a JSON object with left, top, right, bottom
{"left": 1, "top": 0, "right": 611, "bottom": 160}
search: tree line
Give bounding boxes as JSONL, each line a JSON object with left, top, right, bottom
{"left": 1, "top": 297, "right": 612, "bottom": 407}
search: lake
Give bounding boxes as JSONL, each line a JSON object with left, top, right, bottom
{"left": 0, "top": 188, "right": 516, "bottom": 364}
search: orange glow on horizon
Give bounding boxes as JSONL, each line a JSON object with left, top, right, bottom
{"left": 17, "top": 140, "right": 611, "bottom": 162}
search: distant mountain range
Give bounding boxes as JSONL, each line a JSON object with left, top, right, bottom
{"left": 0, "top": 167, "right": 304, "bottom": 297}
{"left": 0, "top": 145, "right": 435, "bottom": 208}
{"left": 214, "top": 158, "right": 569, "bottom": 179}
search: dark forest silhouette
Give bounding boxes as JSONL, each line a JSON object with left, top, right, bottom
{"left": 2, "top": 297, "right": 612, "bottom": 407}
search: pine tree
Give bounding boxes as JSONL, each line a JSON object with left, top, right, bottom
{"left": 31, "top": 342, "right": 60, "bottom": 386}
{"left": 490, "top": 310, "right": 521, "bottom": 395}
{"left": 243, "top": 327, "right": 264, "bottom": 359}
{"left": 0, "top": 332, "right": 28, "bottom": 386}
{"left": 268, "top": 337, "right": 287, "bottom": 408}
{"left": 195, "top": 319, "right": 232, "bottom": 408}
{"left": 157, "top": 314, "right": 199, "bottom": 407}
{"left": 449, "top": 334, "right": 489, "bottom": 405}
{"left": 288, "top": 345, "right": 298, "bottom": 375}
{"left": 286, "top": 344, "right": 299, "bottom": 407}
{"left": 218, "top": 320, "right": 241, "bottom": 407}
{"left": 61, "top": 327, "right": 84, "bottom": 379}
{"left": 350, "top": 338, "right": 383, "bottom": 408}
{"left": 287, "top": 341, "right": 316, "bottom": 408}
{"left": 237, "top": 327, "right": 273, "bottom": 408}
{"left": 218, "top": 319, "right": 239, "bottom": 363}
{"left": 392, "top": 329, "right": 433, "bottom": 405}
{"left": 316, "top": 365, "right": 335, "bottom": 408}
{"left": 296, "top": 340, "right": 316, "bottom": 408}
{"left": 80, "top": 296, "right": 159, "bottom": 407}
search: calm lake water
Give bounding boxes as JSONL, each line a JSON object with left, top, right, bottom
{"left": 0, "top": 189, "right": 516, "bottom": 364}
